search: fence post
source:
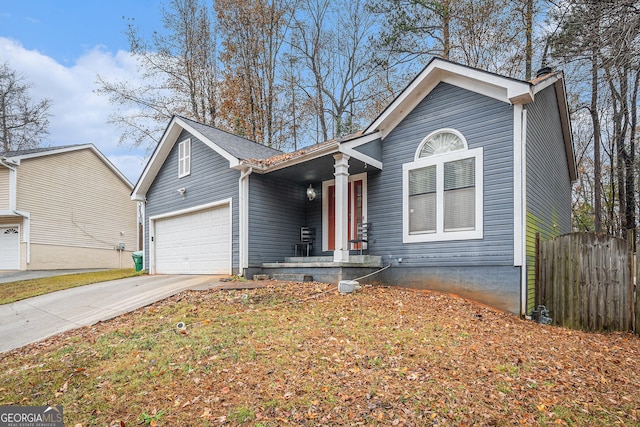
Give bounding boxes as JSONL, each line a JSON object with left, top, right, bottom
{"left": 627, "top": 230, "right": 635, "bottom": 332}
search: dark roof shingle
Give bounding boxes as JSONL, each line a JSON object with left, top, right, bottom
{"left": 178, "top": 116, "right": 283, "bottom": 160}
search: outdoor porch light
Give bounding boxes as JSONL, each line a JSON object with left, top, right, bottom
{"left": 306, "top": 184, "right": 316, "bottom": 201}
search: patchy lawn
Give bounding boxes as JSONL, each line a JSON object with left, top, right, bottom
{"left": 0, "top": 269, "right": 144, "bottom": 304}
{"left": 1, "top": 282, "right": 638, "bottom": 426}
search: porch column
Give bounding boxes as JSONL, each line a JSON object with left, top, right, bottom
{"left": 333, "top": 153, "right": 350, "bottom": 262}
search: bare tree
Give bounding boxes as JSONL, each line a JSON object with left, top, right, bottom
{"left": 369, "top": 0, "right": 543, "bottom": 79}
{"left": 0, "top": 62, "right": 51, "bottom": 152}
{"left": 96, "top": 0, "right": 220, "bottom": 150}
{"left": 290, "top": 0, "right": 384, "bottom": 142}
{"left": 549, "top": 0, "right": 640, "bottom": 237}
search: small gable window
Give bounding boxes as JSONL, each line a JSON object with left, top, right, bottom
{"left": 178, "top": 139, "right": 191, "bottom": 178}
{"left": 403, "top": 129, "right": 483, "bottom": 243}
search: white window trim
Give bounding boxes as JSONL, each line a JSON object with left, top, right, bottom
{"left": 403, "top": 147, "right": 483, "bottom": 243}
{"left": 178, "top": 138, "right": 191, "bottom": 178}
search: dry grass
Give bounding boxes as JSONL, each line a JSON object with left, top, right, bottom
{"left": 0, "top": 269, "right": 144, "bottom": 304}
{"left": 1, "top": 281, "right": 639, "bottom": 426}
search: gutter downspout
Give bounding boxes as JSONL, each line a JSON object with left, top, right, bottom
{"left": 239, "top": 167, "right": 253, "bottom": 276}
{"left": 520, "top": 108, "right": 528, "bottom": 317}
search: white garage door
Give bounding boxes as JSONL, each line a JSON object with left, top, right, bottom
{"left": 0, "top": 227, "right": 20, "bottom": 270}
{"left": 155, "top": 205, "right": 231, "bottom": 274}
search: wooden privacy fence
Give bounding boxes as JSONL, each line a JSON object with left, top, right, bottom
{"left": 535, "top": 232, "right": 634, "bottom": 332}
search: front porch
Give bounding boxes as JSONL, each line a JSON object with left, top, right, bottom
{"left": 255, "top": 255, "right": 384, "bottom": 284}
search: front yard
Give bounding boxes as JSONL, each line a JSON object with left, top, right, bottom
{"left": 1, "top": 281, "right": 638, "bottom": 426}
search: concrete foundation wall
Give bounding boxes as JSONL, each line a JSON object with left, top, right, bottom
{"left": 378, "top": 265, "right": 521, "bottom": 314}
{"left": 25, "top": 243, "right": 135, "bottom": 270}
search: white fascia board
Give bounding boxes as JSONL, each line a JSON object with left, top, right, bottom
{"left": 6, "top": 144, "right": 94, "bottom": 162}
{"left": 365, "top": 59, "right": 533, "bottom": 139}
{"left": 131, "top": 120, "right": 184, "bottom": 200}
{"left": 6, "top": 144, "right": 131, "bottom": 187}
{"left": 531, "top": 73, "right": 560, "bottom": 95}
{"left": 553, "top": 79, "right": 577, "bottom": 183}
{"left": 131, "top": 117, "right": 240, "bottom": 200}
{"left": 340, "top": 132, "right": 383, "bottom": 169}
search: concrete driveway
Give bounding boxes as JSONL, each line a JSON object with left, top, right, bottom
{"left": 0, "top": 274, "right": 224, "bottom": 353}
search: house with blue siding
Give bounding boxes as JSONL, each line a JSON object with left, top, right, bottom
{"left": 131, "top": 58, "right": 576, "bottom": 316}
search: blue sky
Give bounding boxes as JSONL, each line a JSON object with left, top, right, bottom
{"left": 0, "top": 0, "right": 167, "bottom": 182}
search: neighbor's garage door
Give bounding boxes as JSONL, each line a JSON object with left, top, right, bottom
{"left": 0, "top": 227, "right": 20, "bottom": 270}
{"left": 154, "top": 205, "right": 231, "bottom": 274}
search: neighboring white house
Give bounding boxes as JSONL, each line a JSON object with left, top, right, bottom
{"left": 0, "top": 144, "right": 137, "bottom": 270}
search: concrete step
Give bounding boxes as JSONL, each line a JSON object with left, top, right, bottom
{"left": 272, "top": 273, "right": 314, "bottom": 282}
{"left": 284, "top": 256, "right": 333, "bottom": 263}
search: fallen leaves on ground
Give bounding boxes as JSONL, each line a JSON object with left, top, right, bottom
{"left": 1, "top": 282, "right": 639, "bottom": 426}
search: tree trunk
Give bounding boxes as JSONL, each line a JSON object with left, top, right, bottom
{"left": 591, "top": 50, "right": 602, "bottom": 233}
{"left": 525, "top": 0, "right": 533, "bottom": 80}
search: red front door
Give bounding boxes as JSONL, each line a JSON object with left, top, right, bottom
{"left": 327, "top": 179, "right": 363, "bottom": 251}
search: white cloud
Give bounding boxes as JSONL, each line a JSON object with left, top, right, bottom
{"left": 0, "top": 37, "right": 148, "bottom": 183}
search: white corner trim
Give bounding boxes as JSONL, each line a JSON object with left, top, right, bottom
{"left": 519, "top": 108, "right": 529, "bottom": 316}
{"left": 15, "top": 211, "right": 30, "bottom": 264}
{"left": 513, "top": 105, "right": 524, "bottom": 267}
{"left": 239, "top": 167, "right": 252, "bottom": 273}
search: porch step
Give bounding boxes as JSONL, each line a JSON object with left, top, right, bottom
{"left": 284, "top": 256, "right": 333, "bottom": 263}
{"left": 267, "top": 255, "right": 383, "bottom": 268}
{"left": 272, "top": 273, "right": 314, "bottom": 282}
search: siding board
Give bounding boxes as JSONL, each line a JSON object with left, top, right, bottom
{"left": 146, "top": 130, "right": 240, "bottom": 272}
{"left": 248, "top": 174, "right": 306, "bottom": 265}
{"left": 0, "top": 168, "right": 9, "bottom": 210}
{"left": 369, "top": 82, "right": 515, "bottom": 266}
{"left": 525, "top": 85, "right": 573, "bottom": 314}
{"left": 15, "top": 149, "right": 136, "bottom": 251}
{"left": 367, "top": 82, "right": 519, "bottom": 313}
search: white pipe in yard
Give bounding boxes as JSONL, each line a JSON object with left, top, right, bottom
{"left": 338, "top": 263, "right": 391, "bottom": 294}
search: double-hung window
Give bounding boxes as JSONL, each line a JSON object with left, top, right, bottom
{"left": 178, "top": 139, "right": 191, "bottom": 178}
{"left": 403, "top": 129, "right": 483, "bottom": 243}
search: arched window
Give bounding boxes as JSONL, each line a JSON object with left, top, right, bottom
{"left": 403, "top": 128, "right": 483, "bottom": 242}
{"left": 416, "top": 129, "right": 467, "bottom": 159}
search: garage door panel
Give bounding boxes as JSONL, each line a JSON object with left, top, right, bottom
{"left": 0, "top": 227, "right": 20, "bottom": 270}
{"left": 155, "top": 205, "right": 230, "bottom": 274}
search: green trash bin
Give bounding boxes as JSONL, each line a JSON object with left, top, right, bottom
{"left": 132, "top": 251, "right": 144, "bottom": 272}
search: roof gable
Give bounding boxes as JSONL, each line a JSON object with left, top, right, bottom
{"left": 1, "top": 144, "right": 132, "bottom": 188}
{"left": 365, "top": 57, "right": 534, "bottom": 139}
{"left": 131, "top": 116, "right": 282, "bottom": 200}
